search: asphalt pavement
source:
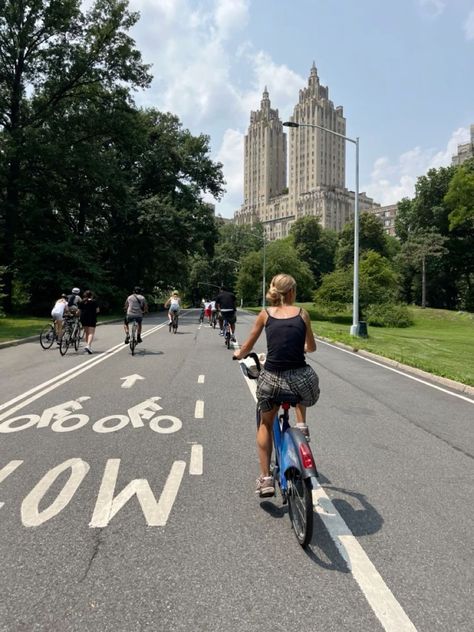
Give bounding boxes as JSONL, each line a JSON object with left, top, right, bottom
{"left": 0, "top": 310, "right": 472, "bottom": 632}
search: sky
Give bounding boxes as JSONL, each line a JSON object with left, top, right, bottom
{"left": 96, "top": 0, "right": 474, "bottom": 217}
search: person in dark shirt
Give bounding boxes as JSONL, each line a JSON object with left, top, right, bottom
{"left": 215, "top": 287, "right": 237, "bottom": 340}
{"left": 233, "top": 274, "right": 320, "bottom": 497}
{"left": 80, "top": 290, "right": 100, "bottom": 354}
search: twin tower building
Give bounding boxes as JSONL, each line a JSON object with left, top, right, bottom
{"left": 234, "top": 63, "right": 378, "bottom": 239}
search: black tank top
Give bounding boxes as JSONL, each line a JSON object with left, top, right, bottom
{"left": 264, "top": 308, "right": 307, "bottom": 372}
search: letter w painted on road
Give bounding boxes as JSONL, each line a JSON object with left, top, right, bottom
{"left": 89, "top": 459, "right": 186, "bottom": 528}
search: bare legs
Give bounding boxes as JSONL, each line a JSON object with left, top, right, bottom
{"left": 256, "top": 405, "right": 278, "bottom": 477}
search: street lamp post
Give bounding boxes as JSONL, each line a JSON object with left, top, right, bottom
{"left": 283, "top": 120, "right": 361, "bottom": 336}
{"left": 262, "top": 232, "right": 266, "bottom": 307}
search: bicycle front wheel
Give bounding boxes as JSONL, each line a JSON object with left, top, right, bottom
{"left": 287, "top": 469, "right": 313, "bottom": 547}
{"left": 73, "top": 326, "right": 80, "bottom": 351}
{"left": 40, "top": 325, "right": 55, "bottom": 349}
{"left": 59, "top": 332, "right": 71, "bottom": 356}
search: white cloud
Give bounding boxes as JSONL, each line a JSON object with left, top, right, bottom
{"left": 206, "top": 128, "right": 245, "bottom": 215}
{"left": 418, "top": 0, "right": 446, "bottom": 17}
{"left": 464, "top": 10, "right": 474, "bottom": 40}
{"left": 364, "top": 126, "right": 470, "bottom": 206}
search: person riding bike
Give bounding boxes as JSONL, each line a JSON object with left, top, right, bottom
{"left": 124, "top": 287, "right": 148, "bottom": 344}
{"left": 215, "top": 287, "right": 237, "bottom": 341}
{"left": 233, "top": 274, "right": 320, "bottom": 497}
{"left": 165, "top": 291, "right": 181, "bottom": 324}
{"left": 67, "top": 287, "right": 82, "bottom": 316}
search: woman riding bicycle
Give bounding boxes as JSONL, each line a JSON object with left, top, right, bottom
{"left": 233, "top": 274, "right": 320, "bottom": 497}
{"left": 165, "top": 291, "right": 181, "bottom": 324}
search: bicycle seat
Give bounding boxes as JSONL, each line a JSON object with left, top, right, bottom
{"left": 273, "top": 392, "right": 300, "bottom": 406}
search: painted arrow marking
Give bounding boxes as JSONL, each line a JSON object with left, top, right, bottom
{"left": 120, "top": 374, "right": 145, "bottom": 389}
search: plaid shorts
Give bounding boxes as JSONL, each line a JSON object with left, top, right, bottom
{"left": 256, "top": 364, "right": 320, "bottom": 413}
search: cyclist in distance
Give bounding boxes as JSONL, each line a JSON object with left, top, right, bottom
{"left": 50, "top": 293, "right": 68, "bottom": 340}
{"left": 124, "top": 287, "right": 148, "bottom": 344}
{"left": 67, "top": 287, "right": 82, "bottom": 315}
{"left": 215, "top": 286, "right": 237, "bottom": 341}
{"left": 165, "top": 290, "right": 181, "bottom": 324}
{"left": 233, "top": 274, "right": 320, "bottom": 497}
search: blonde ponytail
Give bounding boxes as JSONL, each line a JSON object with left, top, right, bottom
{"left": 266, "top": 274, "right": 296, "bottom": 306}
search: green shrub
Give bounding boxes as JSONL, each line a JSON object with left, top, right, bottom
{"left": 364, "top": 303, "right": 413, "bottom": 328}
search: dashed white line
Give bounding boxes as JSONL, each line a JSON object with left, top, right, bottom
{"left": 194, "top": 400, "right": 204, "bottom": 418}
{"left": 198, "top": 375, "right": 205, "bottom": 384}
{"left": 189, "top": 444, "right": 203, "bottom": 475}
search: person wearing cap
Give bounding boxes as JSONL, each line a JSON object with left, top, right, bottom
{"left": 165, "top": 291, "right": 181, "bottom": 324}
{"left": 67, "top": 287, "right": 82, "bottom": 315}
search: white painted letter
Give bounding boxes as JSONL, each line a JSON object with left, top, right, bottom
{"left": 21, "top": 458, "right": 90, "bottom": 527}
{"left": 89, "top": 459, "right": 185, "bottom": 527}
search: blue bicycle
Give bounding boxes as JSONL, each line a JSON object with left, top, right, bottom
{"left": 238, "top": 352, "right": 318, "bottom": 547}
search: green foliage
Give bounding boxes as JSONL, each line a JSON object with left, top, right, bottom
{"left": 364, "top": 303, "right": 413, "bottom": 328}
{"left": 290, "top": 216, "right": 337, "bottom": 285}
{"left": 336, "top": 212, "right": 391, "bottom": 268}
{"left": 236, "top": 239, "right": 314, "bottom": 305}
{"left": 315, "top": 251, "right": 399, "bottom": 311}
{"left": 394, "top": 164, "right": 473, "bottom": 309}
{"left": 444, "top": 159, "right": 474, "bottom": 230}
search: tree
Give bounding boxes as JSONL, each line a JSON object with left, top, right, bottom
{"left": 290, "top": 216, "right": 337, "bottom": 284}
{"left": 315, "top": 250, "right": 399, "bottom": 310}
{"left": 444, "top": 159, "right": 474, "bottom": 231}
{"left": 0, "top": 0, "right": 151, "bottom": 310}
{"left": 335, "top": 212, "right": 390, "bottom": 268}
{"left": 236, "top": 239, "right": 314, "bottom": 305}
{"left": 398, "top": 229, "right": 447, "bottom": 308}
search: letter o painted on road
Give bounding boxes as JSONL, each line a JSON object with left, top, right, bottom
{"left": 93, "top": 415, "right": 129, "bottom": 433}
{"left": 51, "top": 414, "right": 90, "bottom": 433}
{"left": 0, "top": 415, "right": 40, "bottom": 433}
{"left": 149, "top": 415, "right": 182, "bottom": 434}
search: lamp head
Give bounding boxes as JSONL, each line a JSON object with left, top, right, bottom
{"left": 282, "top": 121, "right": 299, "bottom": 128}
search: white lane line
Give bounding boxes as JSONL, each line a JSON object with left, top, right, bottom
{"left": 194, "top": 400, "right": 204, "bottom": 419}
{"left": 189, "top": 444, "right": 203, "bottom": 475}
{"left": 198, "top": 375, "right": 205, "bottom": 384}
{"left": 238, "top": 365, "right": 418, "bottom": 632}
{"left": 0, "top": 322, "right": 169, "bottom": 422}
{"left": 312, "top": 485, "right": 417, "bottom": 632}
{"left": 316, "top": 339, "right": 473, "bottom": 404}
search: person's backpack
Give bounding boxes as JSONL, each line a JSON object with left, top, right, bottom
{"left": 67, "top": 294, "right": 78, "bottom": 307}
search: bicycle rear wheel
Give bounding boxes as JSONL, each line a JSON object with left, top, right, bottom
{"left": 59, "top": 331, "right": 71, "bottom": 356}
{"left": 40, "top": 325, "right": 55, "bottom": 349}
{"left": 130, "top": 323, "right": 137, "bottom": 355}
{"left": 287, "top": 469, "right": 313, "bottom": 547}
{"left": 73, "top": 325, "right": 80, "bottom": 351}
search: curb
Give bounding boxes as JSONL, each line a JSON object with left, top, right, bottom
{"left": 316, "top": 335, "right": 474, "bottom": 398}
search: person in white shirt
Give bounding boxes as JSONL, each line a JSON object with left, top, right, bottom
{"left": 51, "top": 294, "right": 68, "bottom": 338}
{"left": 165, "top": 291, "right": 181, "bottom": 323}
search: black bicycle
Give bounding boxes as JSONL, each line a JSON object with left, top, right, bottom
{"left": 59, "top": 316, "right": 81, "bottom": 356}
{"left": 169, "top": 311, "right": 179, "bottom": 333}
{"left": 40, "top": 320, "right": 58, "bottom": 349}
{"left": 127, "top": 318, "right": 138, "bottom": 355}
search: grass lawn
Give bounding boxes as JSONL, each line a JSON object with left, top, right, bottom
{"left": 0, "top": 314, "right": 123, "bottom": 343}
{"left": 247, "top": 305, "right": 474, "bottom": 387}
